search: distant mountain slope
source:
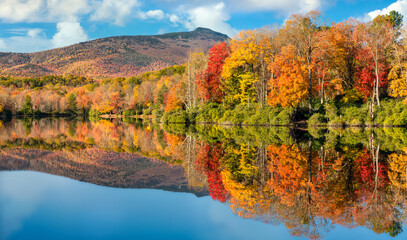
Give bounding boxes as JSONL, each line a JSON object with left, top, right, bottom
{"left": 0, "top": 28, "right": 229, "bottom": 79}
{"left": 0, "top": 147, "right": 209, "bottom": 197}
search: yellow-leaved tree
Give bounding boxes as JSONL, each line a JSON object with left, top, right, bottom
{"left": 221, "top": 28, "right": 275, "bottom": 107}
{"left": 388, "top": 64, "right": 407, "bottom": 102}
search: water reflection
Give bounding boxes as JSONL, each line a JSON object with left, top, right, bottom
{"left": 0, "top": 118, "right": 406, "bottom": 239}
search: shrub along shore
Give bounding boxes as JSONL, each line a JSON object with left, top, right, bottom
{"left": 160, "top": 97, "right": 407, "bottom": 127}
{"left": 2, "top": 99, "right": 406, "bottom": 128}
{"left": 84, "top": 96, "right": 407, "bottom": 128}
{"left": 5, "top": 94, "right": 406, "bottom": 128}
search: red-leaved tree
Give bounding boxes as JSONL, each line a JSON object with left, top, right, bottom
{"left": 200, "top": 42, "right": 230, "bottom": 103}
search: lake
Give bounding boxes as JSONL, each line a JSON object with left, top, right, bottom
{"left": 0, "top": 118, "right": 406, "bottom": 240}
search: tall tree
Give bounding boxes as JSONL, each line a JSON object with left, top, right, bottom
{"left": 322, "top": 19, "right": 359, "bottom": 92}
{"left": 222, "top": 28, "right": 275, "bottom": 107}
{"left": 268, "top": 45, "right": 308, "bottom": 107}
{"left": 22, "top": 95, "right": 33, "bottom": 115}
{"left": 164, "top": 80, "right": 183, "bottom": 112}
{"left": 278, "top": 11, "right": 324, "bottom": 113}
{"left": 388, "top": 12, "right": 407, "bottom": 103}
{"left": 385, "top": 10, "right": 403, "bottom": 30}
{"left": 201, "top": 42, "right": 230, "bottom": 103}
{"left": 354, "top": 16, "right": 394, "bottom": 118}
{"left": 183, "top": 51, "right": 208, "bottom": 111}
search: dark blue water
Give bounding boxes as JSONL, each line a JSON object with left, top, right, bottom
{"left": 0, "top": 171, "right": 404, "bottom": 240}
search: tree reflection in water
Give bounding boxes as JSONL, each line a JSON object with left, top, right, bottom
{"left": 0, "top": 118, "right": 406, "bottom": 239}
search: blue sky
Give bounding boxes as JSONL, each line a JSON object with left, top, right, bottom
{"left": 0, "top": 0, "right": 404, "bottom": 53}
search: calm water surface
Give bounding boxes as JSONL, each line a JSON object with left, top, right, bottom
{"left": 0, "top": 118, "right": 406, "bottom": 240}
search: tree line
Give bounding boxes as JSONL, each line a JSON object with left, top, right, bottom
{"left": 1, "top": 10, "right": 407, "bottom": 125}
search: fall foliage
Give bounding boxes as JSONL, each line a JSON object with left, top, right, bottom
{"left": 1, "top": 10, "right": 407, "bottom": 126}
{"left": 1, "top": 118, "right": 407, "bottom": 239}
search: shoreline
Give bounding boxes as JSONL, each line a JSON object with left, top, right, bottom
{"left": 98, "top": 114, "right": 407, "bottom": 128}
{"left": 1, "top": 114, "right": 405, "bottom": 128}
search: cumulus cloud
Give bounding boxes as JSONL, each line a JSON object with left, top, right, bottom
{"left": 0, "top": 0, "right": 154, "bottom": 52}
{"left": 52, "top": 19, "right": 88, "bottom": 48}
{"left": 365, "top": 0, "right": 407, "bottom": 21}
{"left": 0, "top": 0, "right": 142, "bottom": 24}
{"left": 0, "top": 0, "right": 326, "bottom": 52}
{"left": 90, "top": 0, "right": 141, "bottom": 26}
{"left": 184, "top": 2, "right": 237, "bottom": 37}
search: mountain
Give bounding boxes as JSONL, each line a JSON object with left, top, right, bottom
{"left": 0, "top": 28, "right": 229, "bottom": 79}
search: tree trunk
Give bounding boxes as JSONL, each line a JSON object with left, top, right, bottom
{"left": 307, "top": 136, "right": 313, "bottom": 205}
{"left": 308, "top": 68, "right": 313, "bottom": 114}
{"left": 320, "top": 75, "right": 325, "bottom": 104}
{"left": 372, "top": 49, "right": 380, "bottom": 107}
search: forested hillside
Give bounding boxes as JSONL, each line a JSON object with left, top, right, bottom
{"left": 0, "top": 28, "right": 229, "bottom": 78}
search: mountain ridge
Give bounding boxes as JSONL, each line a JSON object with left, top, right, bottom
{"left": 0, "top": 147, "right": 209, "bottom": 197}
{"left": 0, "top": 28, "right": 229, "bottom": 79}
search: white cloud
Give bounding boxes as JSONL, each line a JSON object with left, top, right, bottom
{"left": 153, "top": 0, "right": 322, "bottom": 14}
{"left": 47, "top": 0, "right": 90, "bottom": 20}
{"left": 0, "top": 0, "right": 43, "bottom": 22}
{"left": 169, "top": 14, "right": 181, "bottom": 24}
{"left": 137, "top": 9, "right": 163, "bottom": 20}
{"left": 0, "top": 29, "right": 50, "bottom": 52}
{"left": 0, "top": 0, "right": 89, "bottom": 22}
{"left": 27, "top": 29, "right": 43, "bottom": 38}
{"left": 90, "top": 0, "right": 141, "bottom": 26}
{"left": 135, "top": 9, "right": 183, "bottom": 28}
{"left": 152, "top": 0, "right": 324, "bottom": 36}
{"left": 137, "top": 9, "right": 181, "bottom": 25}
{"left": 365, "top": 0, "right": 407, "bottom": 21}
{"left": 0, "top": 0, "right": 141, "bottom": 24}
{"left": 184, "top": 2, "right": 237, "bottom": 37}
{"left": 52, "top": 20, "right": 88, "bottom": 48}
{"left": 146, "top": 10, "right": 165, "bottom": 20}
{"left": 0, "top": 0, "right": 327, "bottom": 52}
{"left": 0, "top": 20, "right": 88, "bottom": 52}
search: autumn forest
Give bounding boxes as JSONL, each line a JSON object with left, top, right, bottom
{"left": 1, "top": 11, "right": 407, "bottom": 127}
{"left": 1, "top": 9, "right": 407, "bottom": 240}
